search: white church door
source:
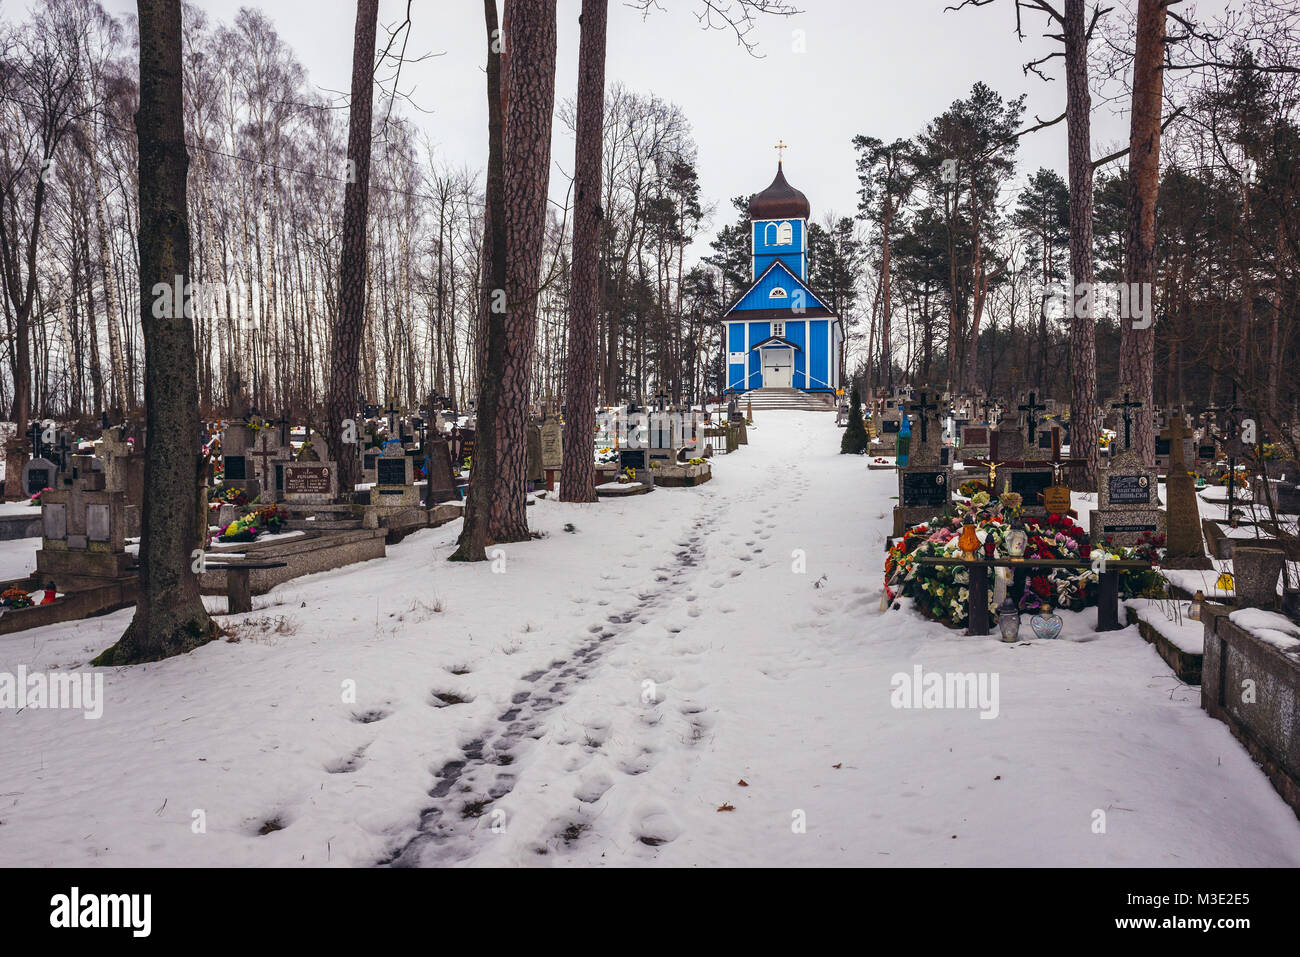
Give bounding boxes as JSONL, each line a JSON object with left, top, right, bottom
{"left": 761, "top": 346, "right": 794, "bottom": 389}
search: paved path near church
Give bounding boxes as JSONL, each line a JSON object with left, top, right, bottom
{"left": 2, "top": 411, "right": 1298, "bottom": 866}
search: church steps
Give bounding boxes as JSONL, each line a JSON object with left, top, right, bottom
{"left": 737, "top": 388, "right": 835, "bottom": 412}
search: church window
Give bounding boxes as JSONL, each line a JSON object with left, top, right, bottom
{"left": 763, "top": 222, "right": 777, "bottom": 245}
{"left": 769, "top": 287, "right": 787, "bottom": 300}
{"left": 777, "top": 221, "right": 793, "bottom": 245}
{"left": 772, "top": 322, "right": 785, "bottom": 338}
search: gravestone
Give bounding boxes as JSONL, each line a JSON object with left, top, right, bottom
{"left": 618, "top": 448, "right": 653, "bottom": 486}
{"left": 1162, "top": 412, "right": 1212, "bottom": 568}
{"left": 1017, "top": 392, "right": 1048, "bottom": 461}
{"left": 991, "top": 414, "right": 1025, "bottom": 461}
{"left": 541, "top": 417, "right": 563, "bottom": 471}
{"left": 362, "top": 448, "right": 381, "bottom": 486}
{"left": 959, "top": 424, "right": 990, "bottom": 462}
{"left": 282, "top": 462, "right": 337, "bottom": 505}
{"left": 647, "top": 413, "right": 680, "bottom": 463}
{"left": 247, "top": 429, "right": 286, "bottom": 500}
{"left": 893, "top": 391, "right": 950, "bottom": 536}
{"left": 424, "top": 436, "right": 458, "bottom": 504}
{"left": 1004, "top": 466, "right": 1054, "bottom": 519}
{"left": 372, "top": 446, "right": 419, "bottom": 507}
{"left": 1234, "top": 547, "right": 1286, "bottom": 610}
{"left": 36, "top": 468, "right": 132, "bottom": 584}
{"left": 221, "top": 415, "right": 259, "bottom": 498}
{"left": 1091, "top": 445, "right": 1166, "bottom": 547}
{"left": 619, "top": 448, "right": 648, "bottom": 472}
{"left": 95, "top": 428, "right": 144, "bottom": 538}
{"left": 1253, "top": 476, "right": 1300, "bottom": 514}
{"left": 21, "top": 457, "right": 58, "bottom": 499}
{"left": 454, "top": 427, "right": 476, "bottom": 470}
{"left": 1155, "top": 420, "right": 1195, "bottom": 474}
{"left": 296, "top": 431, "right": 323, "bottom": 462}
{"left": 526, "top": 421, "right": 543, "bottom": 488}
{"left": 875, "top": 395, "right": 903, "bottom": 455}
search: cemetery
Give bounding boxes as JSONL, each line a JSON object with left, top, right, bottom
{"left": 4, "top": 0, "right": 1300, "bottom": 899}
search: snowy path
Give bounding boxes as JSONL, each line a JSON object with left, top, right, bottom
{"left": 1, "top": 412, "right": 1298, "bottom": 867}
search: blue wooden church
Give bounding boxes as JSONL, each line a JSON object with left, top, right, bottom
{"left": 722, "top": 159, "right": 844, "bottom": 397}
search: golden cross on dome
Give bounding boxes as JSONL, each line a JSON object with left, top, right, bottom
{"left": 774, "top": 139, "right": 788, "bottom": 163}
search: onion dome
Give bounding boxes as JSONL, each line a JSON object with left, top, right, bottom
{"left": 748, "top": 162, "right": 810, "bottom": 221}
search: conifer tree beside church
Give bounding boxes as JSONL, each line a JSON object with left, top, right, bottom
{"left": 841, "top": 388, "right": 868, "bottom": 454}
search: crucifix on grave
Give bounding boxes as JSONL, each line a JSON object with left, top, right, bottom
{"left": 27, "top": 421, "right": 46, "bottom": 461}
{"left": 1039, "top": 425, "right": 1081, "bottom": 518}
{"left": 1205, "top": 384, "right": 1246, "bottom": 522}
{"left": 1111, "top": 392, "right": 1142, "bottom": 452}
{"left": 1019, "top": 392, "right": 1046, "bottom": 444}
{"left": 384, "top": 400, "right": 401, "bottom": 441}
{"left": 908, "top": 391, "right": 939, "bottom": 445}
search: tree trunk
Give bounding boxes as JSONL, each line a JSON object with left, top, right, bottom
{"left": 324, "top": 0, "right": 379, "bottom": 497}
{"left": 1065, "top": 0, "right": 1100, "bottom": 490}
{"left": 88, "top": 121, "right": 129, "bottom": 415}
{"left": 451, "top": 0, "right": 510, "bottom": 562}
{"left": 560, "top": 0, "right": 606, "bottom": 503}
{"left": 486, "top": 0, "right": 557, "bottom": 542}
{"left": 95, "top": 0, "right": 215, "bottom": 665}
{"left": 1120, "top": 0, "right": 1167, "bottom": 467}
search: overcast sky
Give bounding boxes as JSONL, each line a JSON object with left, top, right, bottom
{"left": 81, "top": 0, "right": 1218, "bottom": 248}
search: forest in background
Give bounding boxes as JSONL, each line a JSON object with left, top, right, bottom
{"left": 1, "top": 0, "right": 1297, "bottom": 426}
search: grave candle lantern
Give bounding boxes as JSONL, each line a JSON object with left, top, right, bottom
{"left": 1005, "top": 517, "right": 1028, "bottom": 560}
{"left": 1188, "top": 589, "right": 1205, "bottom": 621}
{"left": 958, "top": 514, "right": 980, "bottom": 561}
{"left": 997, "top": 597, "right": 1020, "bottom": 642}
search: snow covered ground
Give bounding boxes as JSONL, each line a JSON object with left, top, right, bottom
{"left": 1, "top": 411, "right": 1298, "bottom": 867}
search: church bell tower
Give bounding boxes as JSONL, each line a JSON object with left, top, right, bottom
{"left": 748, "top": 145, "right": 810, "bottom": 281}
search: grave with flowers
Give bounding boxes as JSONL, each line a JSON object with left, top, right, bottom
{"left": 885, "top": 482, "right": 1160, "bottom": 637}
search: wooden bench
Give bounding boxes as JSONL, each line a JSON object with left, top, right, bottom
{"left": 911, "top": 556, "right": 1152, "bottom": 635}
{"left": 204, "top": 560, "right": 289, "bottom": 614}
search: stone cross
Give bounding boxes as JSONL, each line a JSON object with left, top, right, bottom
{"left": 1111, "top": 392, "right": 1142, "bottom": 451}
{"left": 1166, "top": 410, "right": 1191, "bottom": 472}
{"left": 249, "top": 430, "right": 283, "bottom": 489}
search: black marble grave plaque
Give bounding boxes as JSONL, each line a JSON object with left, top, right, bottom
{"left": 1011, "top": 470, "right": 1053, "bottom": 502}
{"left": 901, "top": 470, "right": 948, "bottom": 508}
{"left": 377, "top": 458, "right": 407, "bottom": 486}
{"left": 1108, "top": 473, "right": 1152, "bottom": 505}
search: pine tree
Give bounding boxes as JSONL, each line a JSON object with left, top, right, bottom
{"left": 841, "top": 388, "right": 868, "bottom": 454}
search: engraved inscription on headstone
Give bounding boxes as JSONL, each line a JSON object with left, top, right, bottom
{"left": 902, "top": 470, "right": 948, "bottom": 508}
{"left": 285, "top": 465, "right": 331, "bottom": 495}
{"left": 1108, "top": 473, "right": 1152, "bottom": 506}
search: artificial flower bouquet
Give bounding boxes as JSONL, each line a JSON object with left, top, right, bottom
{"left": 885, "top": 508, "right": 1097, "bottom": 627}
{"left": 219, "top": 504, "right": 288, "bottom": 542}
